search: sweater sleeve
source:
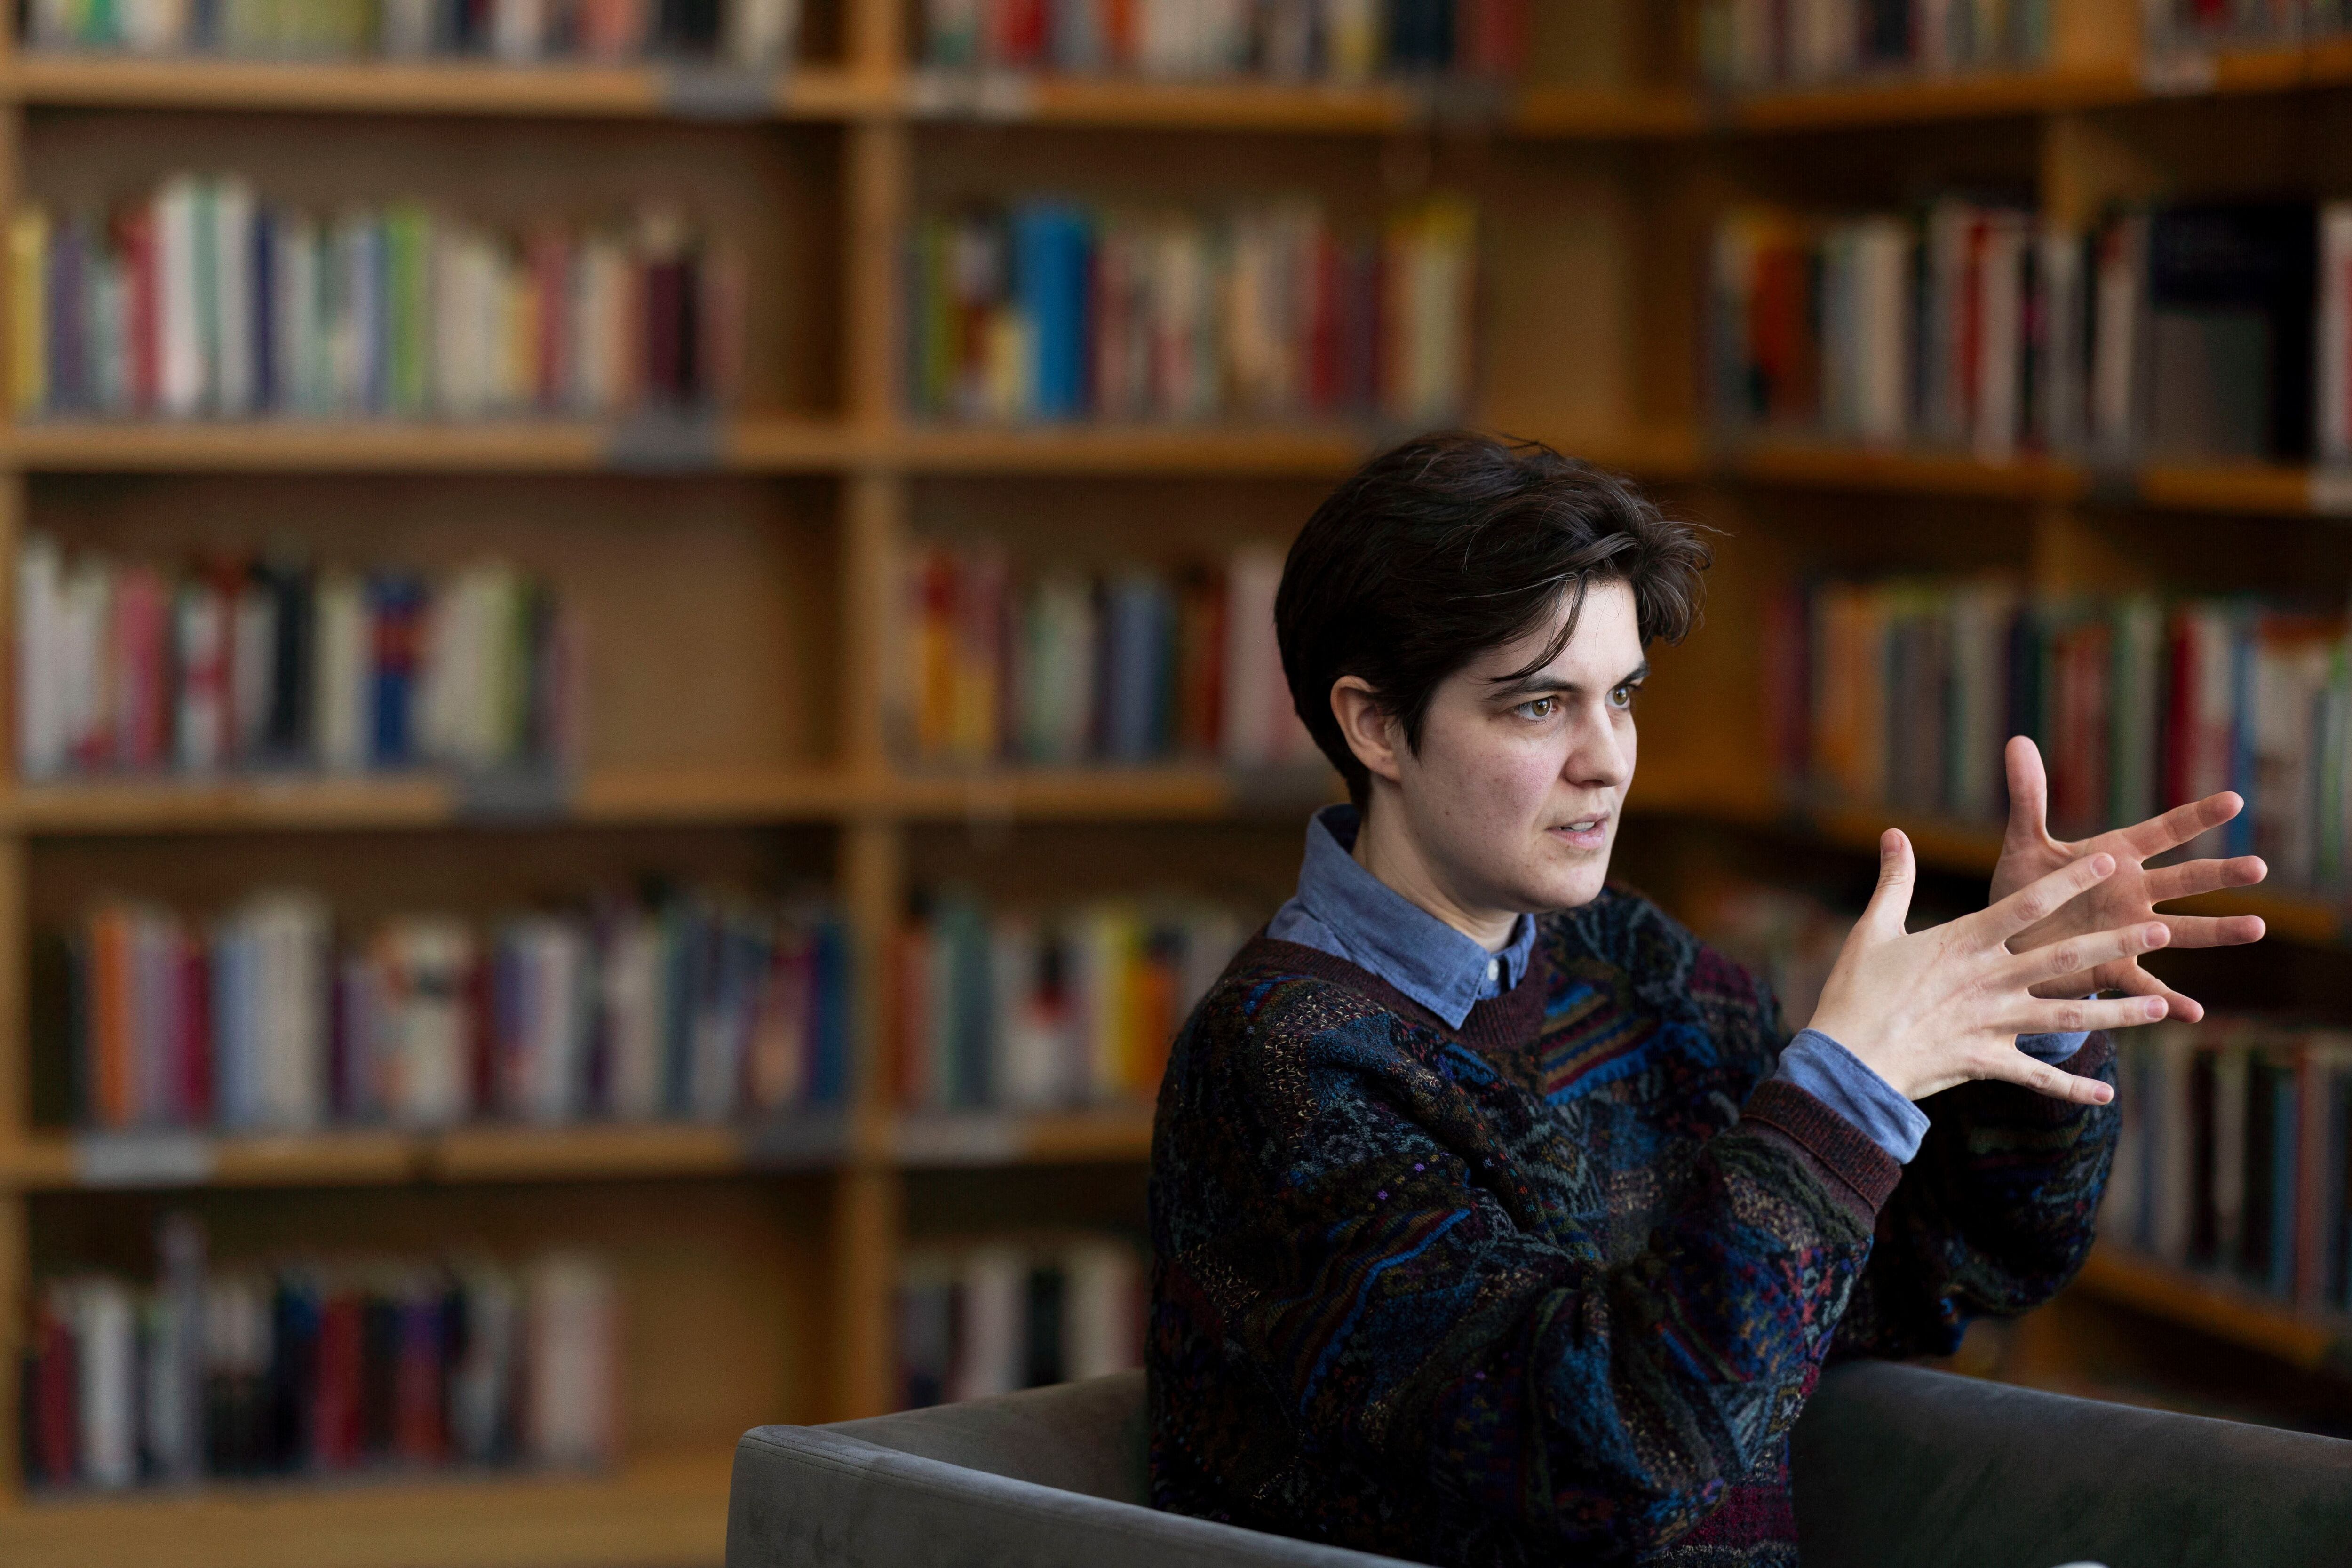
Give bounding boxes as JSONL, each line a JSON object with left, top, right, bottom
{"left": 1151, "top": 996, "right": 1900, "bottom": 1562}
{"left": 1827, "top": 1032, "right": 2121, "bottom": 1361}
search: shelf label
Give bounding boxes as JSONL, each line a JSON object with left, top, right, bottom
{"left": 894, "top": 1114, "right": 1018, "bottom": 1166}
{"left": 2311, "top": 469, "right": 2352, "bottom": 516}
{"left": 455, "top": 766, "right": 576, "bottom": 824}
{"left": 662, "top": 66, "right": 778, "bottom": 120}
{"left": 75, "top": 1132, "right": 215, "bottom": 1188}
{"left": 742, "top": 1109, "right": 851, "bottom": 1169}
{"left": 2140, "top": 51, "right": 2217, "bottom": 96}
{"left": 608, "top": 409, "right": 724, "bottom": 471}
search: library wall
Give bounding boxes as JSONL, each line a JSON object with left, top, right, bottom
{"left": 8, "top": 0, "right": 2352, "bottom": 1562}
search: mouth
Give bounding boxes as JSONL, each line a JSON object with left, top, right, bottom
{"left": 1547, "top": 813, "right": 1611, "bottom": 851}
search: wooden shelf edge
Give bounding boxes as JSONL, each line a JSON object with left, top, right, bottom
{"left": 889, "top": 1107, "right": 1155, "bottom": 1167}
{"left": 2073, "top": 1246, "right": 2352, "bottom": 1374}
{"left": 0, "top": 1446, "right": 732, "bottom": 1568}
{"left": 1724, "top": 64, "right": 2142, "bottom": 131}
{"left": 0, "top": 55, "right": 881, "bottom": 119}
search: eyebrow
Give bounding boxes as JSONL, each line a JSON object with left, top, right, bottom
{"left": 1486, "top": 661, "right": 1650, "bottom": 700}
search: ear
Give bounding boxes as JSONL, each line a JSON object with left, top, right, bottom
{"left": 1330, "top": 677, "right": 1405, "bottom": 788}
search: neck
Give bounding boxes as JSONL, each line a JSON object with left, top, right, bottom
{"left": 1351, "top": 791, "right": 1520, "bottom": 952}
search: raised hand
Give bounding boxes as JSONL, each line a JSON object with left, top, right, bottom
{"left": 1990, "top": 736, "right": 2268, "bottom": 1021}
{"left": 1808, "top": 831, "right": 2169, "bottom": 1106}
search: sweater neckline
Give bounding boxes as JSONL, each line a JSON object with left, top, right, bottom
{"left": 1239, "top": 931, "right": 1555, "bottom": 1059}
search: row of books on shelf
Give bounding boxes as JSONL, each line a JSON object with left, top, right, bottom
{"left": 16, "top": 536, "right": 578, "bottom": 780}
{"left": 891, "top": 894, "right": 1247, "bottom": 1112}
{"left": 1768, "top": 578, "right": 2352, "bottom": 889}
{"left": 2143, "top": 0, "right": 2352, "bottom": 52}
{"left": 909, "top": 196, "right": 1476, "bottom": 427}
{"left": 23, "top": 1216, "right": 617, "bottom": 1493}
{"left": 898, "top": 1235, "right": 1144, "bottom": 1409}
{"left": 1712, "top": 198, "right": 2352, "bottom": 466}
{"left": 44, "top": 885, "right": 850, "bottom": 1133}
{"left": 2108, "top": 1020, "right": 2352, "bottom": 1316}
{"left": 23, "top": 0, "right": 803, "bottom": 65}
{"left": 918, "top": 0, "right": 1528, "bottom": 83}
{"left": 899, "top": 540, "right": 1318, "bottom": 769}
{"left": 1696, "top": 0, "right": 2053, "bottom": 92}
{"left": 9, "top": 181, "right": 741, "bottom": 422}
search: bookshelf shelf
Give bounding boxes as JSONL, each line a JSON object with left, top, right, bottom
{"left": 2, "top": 1129, "right": 420, "bottom": 1189}
{"left": 0, "top": 416, "right": 864, "bottom": 474}
{"left": 431, "top": 1122, "right": 765, "bottom": 1183}
{"left": 888, "top": 1106, "right": 1155, "bottom": 1168}
{"left": 0, "top": 1445, "right": 732, "bottom": 1568}
{"left": 0, "top": 55, "right": 882, "bottom": 119}
{"left": 2074, "top": 1247, "right": 2352, "bottom": 1375}
{"left": 1721, "top": 66, "right": 2142, "bottom": 132}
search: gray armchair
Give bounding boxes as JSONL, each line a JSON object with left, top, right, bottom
{"left": 727, "top": 1360, "right": 2352, "bottom": 1568}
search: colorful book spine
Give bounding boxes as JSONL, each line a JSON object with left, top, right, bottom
{"left": 24, "top": 0, "right": 799, "bottom": 64}
{"left": 918, "top": 0, "right": 1529, "bottom": 81}
{"left": 2108, "top": 1020, "right": 2352, "bottom": 1314}
{"left": 18, "top": 536, "right": 582, "bottom": 782}
{"left": 9, "top": 179, "right": 744, "bottom": 422}
{"left": 909, "top": 195, "right": 1475, "bottom": 427}
{"left": 896, "top": 1235, "right": 1144, "bottom": 1410}
{"left": 52, "top": 888, "right": 851, "bottom": 1134}
{"left": 897, "top": 538, "right": 1315, "bottom": 771}
{"left": 20, "top": 1218, "right": 617, "bottom": 1491}
{"left": 1769, "top": 578, "right": 2352, "bottom": 888}
{"left": 1698, "top": 0, "right": 2054, "bottom": 90}
{"left": 891, "top": 893, "right": 1246, "bottom": 1112}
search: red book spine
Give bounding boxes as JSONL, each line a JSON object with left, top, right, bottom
{"left": 36, "top": 1305, "right": 78, "bottom": 1484}
{"left": 121, "top": 205, "right": 159, "bottom": 416}
{"left": 314, "top": 1291, "right": 363, "bottom": 1469}
{"left": 532, "top": 230, "right": 570, "bottom": 413}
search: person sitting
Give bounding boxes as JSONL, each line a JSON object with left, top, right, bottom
{"left": 1146, "top": 433, "right": 2268, "bottom": 1568}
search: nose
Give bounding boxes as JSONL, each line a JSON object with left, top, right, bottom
{"left": 1563, "top": 698, "right": 1632, "bottom": 792}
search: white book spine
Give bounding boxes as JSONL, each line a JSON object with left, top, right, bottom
{"left": 19, "top": 533, "right": 65, "bottom": 780}
{"left": 175, "top": 582, "right": 227, "bottom": 773}
{"left": 255, "top": 893, "right": 329, "bottom": 1130}
{"left": 951, "top": 1246, "right": 1025, "bottom": 1402}
{"left": 75, "top": 1280, "right": 138, "bottom": 1489}
{"left": 212, "top": 180, "right": 256, "bottom": 416}
{"left": 492, "top": 0, "right": 549, "bottom": 61}
{"left": 726, "top": 0, "right": 800, "bottom": 67}
{"left": 1063, "top": 1240, "right": 1141, "bottom": 1381}
{"left": 157, "top": 180, "right": 205, "bottom": 419}
{"left": 601, "top": 914, "right": 665, "bottom": 1122}
{"left": 526, "top": 1254, "right": 617, "bottom": 1467}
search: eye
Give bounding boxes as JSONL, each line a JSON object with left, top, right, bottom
{"left": 1514, "top": 696, "right": 1557, "bottom": 721}
{"left": 1608, "top": 683, "right": 1640, "bottom": 711}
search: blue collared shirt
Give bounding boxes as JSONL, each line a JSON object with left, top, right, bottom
{"left": 1266, "top": 805, "right": 1535, "bottom": 1030}
{"left": 1266, "top": 805, "right": 2086, "bottom": 1166}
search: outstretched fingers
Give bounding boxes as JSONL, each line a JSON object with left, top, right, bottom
{"left": 2019, "top": 993, "right": 2168, "bottom": 1037}
{"left": 2142, "top": 854, "right": 2268, "bottom": 905}
{"left": 1976, "top": 1048, "right": 2118, "bottom": 1107}
{"left": 2117, "top": 791, "right": 2244, "bottom": 860}
{"left": 1863, "top": 829, "right": 1917, "bottom": 936}
{"left": 1985, "top": 852, "right": 2117, "bottom": 943}
{"left": 2154, "top": 912, "right": 2268, "bottom": 950}
{"left": 2010, "top": 921, "right": 2169, "bottom": 990}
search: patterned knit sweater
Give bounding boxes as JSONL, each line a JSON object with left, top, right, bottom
{"left": 1146, "top": 885, "right": 2117, "bottom": 1568}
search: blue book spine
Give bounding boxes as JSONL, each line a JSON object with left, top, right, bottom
{"left": 2272, "top": 1065, "right": 2299, "bottom": 1297}
{"left": 366, "top": 574, "right": 423, "bottom": 769}
{"left": 1014, "top": 204, "right": 1091, "bottom": 421}
{"left": 809, "top": 919, "right": 848, "bottom": 1106}
{"left": 252, "top": 205, "right": 276, "bottom": 414}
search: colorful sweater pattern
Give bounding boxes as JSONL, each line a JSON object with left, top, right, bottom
{"left": 1146, "top": 885, "right": 2117, "bottom": 1567}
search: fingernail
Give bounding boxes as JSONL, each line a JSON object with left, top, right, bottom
{"left": 2144, "top": 924, "right": 2168, "bottom": 946}
{"left": 2096, "top": 1084, "right": 2114, "bottom": 1103}
{"left": 2144, "top": 998, "right": 2166, "bottom": 1018}
{"left": 2090, "top": 853, "right": 2114, "bottom": 876}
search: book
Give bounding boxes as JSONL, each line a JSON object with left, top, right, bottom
{"left": 917, "top": 0, "right": 1528, "bottom": 82}
{"left": 897, "top": 1235, "right": 1145, "bottom": 1409}
{"left": 20, "top": 1216, "right": 618, "bottom": 1491}
{"left": 1699, "top": 0, "right": 2053, "bottom": 89}
{"left": 52, "top": 886, "right": 850, "bottom": 1134}
{"left": 26, "top": 0, "right": 798, "bottom": 64}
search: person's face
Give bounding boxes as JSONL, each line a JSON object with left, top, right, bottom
{"left": 1388, "top": 580, "right": 1644, "bottom": 916}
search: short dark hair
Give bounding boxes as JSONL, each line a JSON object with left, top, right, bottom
{"left": 1275, "top": 433, "right": 1712, "bottom": 809}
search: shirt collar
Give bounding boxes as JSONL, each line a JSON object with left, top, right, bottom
{"left": 1290, "top": 804, "right": 1536, "bottom": 1029}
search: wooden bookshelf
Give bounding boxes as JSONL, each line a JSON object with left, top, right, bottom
{"left": 2074, "top": 1248, "right": 2352, "bottom": 1375}
{"left": 0, "top": 1445, "right": 734, "bottom": 1568}
{"left": 0, "top": 1, "right": 2348, "bottom": 1560}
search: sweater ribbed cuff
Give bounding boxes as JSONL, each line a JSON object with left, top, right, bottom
{"left": 1739, "top": 1078, "right": 1903, "bottom": 1221}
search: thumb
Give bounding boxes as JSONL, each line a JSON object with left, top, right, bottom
{"left": 1863, "top": 829, "right": 1916, "bottom": 936}
{"left": 2004, "top": 735, "right": 2050, "bottom": 845}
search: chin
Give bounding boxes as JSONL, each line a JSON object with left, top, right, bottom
{"left": 1517, "top": 860, "right": 1611, "bottom": 915}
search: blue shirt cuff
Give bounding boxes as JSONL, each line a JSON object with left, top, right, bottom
{"left": 2016, "top": 1029, "right": 2090, "bottom": 1064}
{"left": 1772, "top": 1029, "right": 1931, "bottom": 1165}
